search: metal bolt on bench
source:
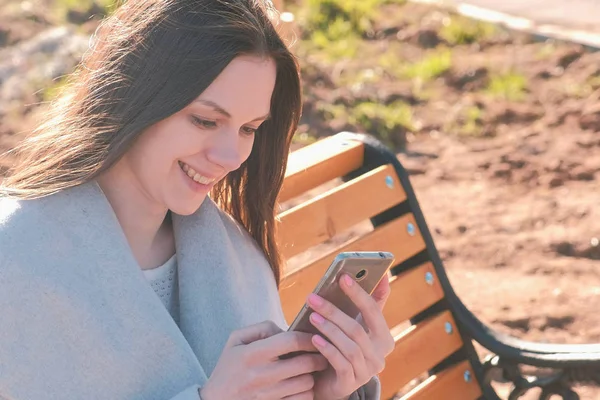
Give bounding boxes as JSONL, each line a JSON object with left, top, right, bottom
{"left": 425, "top": 272, "right": 434, "bottom": 286}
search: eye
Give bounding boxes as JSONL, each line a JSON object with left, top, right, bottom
{"left": 191, "top": 115, "right": 217, "bottom": 129}
{"left": 241, "top": 126, "right": 258, "bottom": 136}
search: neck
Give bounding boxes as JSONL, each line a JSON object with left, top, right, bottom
{"left": 96, "top": 163, "right": 175, "bottom": 269}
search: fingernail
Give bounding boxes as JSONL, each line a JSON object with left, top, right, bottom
{"left": 343, "top": 274, "right": 354, "bottom": 287}
{"left": 313, "top": 335, "right": 327, "bottom": 347}
{"left": 310, "top": 312, "right": 325, "bottom": 325}
{"left": 308, "top": 294, "right": 323, "bottom": 307}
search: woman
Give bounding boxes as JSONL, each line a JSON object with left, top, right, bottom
{"left": 0, "top": 0, "right": 394, "bottom": 399}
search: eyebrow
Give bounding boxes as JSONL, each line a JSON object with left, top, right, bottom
{"left": 194, "top": 99, "right": 271, "bottom": 122}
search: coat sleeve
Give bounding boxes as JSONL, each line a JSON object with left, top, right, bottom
{"left": 348, "top": 375, "right": 382, "bottom": 400}
{"left": 167, "top": 384, "right": 202, "bottom": 400}
{"left": 163, "top": 377, "right": 381, "bottom": 400}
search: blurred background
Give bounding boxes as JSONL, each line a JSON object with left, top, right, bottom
{"left": 0, "top": 0, "right": 599, "bottom": 397}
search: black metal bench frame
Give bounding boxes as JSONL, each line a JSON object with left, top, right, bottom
{"left": 338, "top": 131, "right": 600, "bottom": 400}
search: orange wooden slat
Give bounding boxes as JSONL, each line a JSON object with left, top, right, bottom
{"left": 401, "top": 360, "right": 482, "bottom": 400}
{"left": 280, "top": 215, "right": 426, "bottom": 323}
{"left": 383, "top": 263, "right": 445, "bottom": 329}
{"left": 278, "top": 164, "right": 406, "bottom": 259}
{"left": 379, "top": 311, "right": 464, "bottom": 400}
{"left": 280, "top": 136, "right": 364, "bottom": 202}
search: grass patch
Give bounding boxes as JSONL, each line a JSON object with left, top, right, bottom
{"left": 337, "top": 67, "right": 385, "bottom": 88}
{"left": 440, "top": 15, "right": 497, "bottom": 45}
{"left": 306, "top": 17, "right": 362, "bottom": 60}
{"left": 41, "top": 76, "right": 70, "bottom": 102}
{"left": 403, "top": 48, "right": 452, "bottom": 81}
{"left": 298, "top": 0, "right": 407, "bottom": 34}
{"left": 321, "top": 100, "right": 415, "bottom": 148}
{"left": 444, "top": 104, "right": 488, "bottom": 137}
{"left": 351, "top": 101, "right": 414, "bottom": 130}
{"left": 561, "top": 74, "right": 600, "bottom": 99}
{"left": 299, "top": 0, "right": 380, "bottom": 35}
{"left": 535, "top": 41, "right": 558, "bottom": 60}
{"left": 377, "top": 45, "right": 404, "bottom": 78}
{"left": 458, "top": 105, "right": 484, "bottom": 136}
{"left": 294, "top": 0, "right": 407, "bottom": 62}
{"left": 52, "top": 0, "right": 118, "bottom": 23}
{"left": 380, "top": 48, "right": 452, "bottom": 82}
{"left": 485, "top": 71, "right": 527, "bottom": 101}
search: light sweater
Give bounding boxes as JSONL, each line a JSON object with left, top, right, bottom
{"left": 143, "top": 254, "right": 180, "bottom": 325}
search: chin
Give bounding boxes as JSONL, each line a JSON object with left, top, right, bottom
{"left": 168, "top": 199, "right": 205, "bottom": 216}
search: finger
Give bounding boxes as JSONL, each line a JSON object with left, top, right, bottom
{"left": 249, "top": 331, "right": 319, "bottom": 359}
{"left": 371, "top": 274, "right": 392, "bottom": 310}
{"left": 338, "top": 274, "right": 390, "bottom": 337}
{"left": 306, "top": 294, "right": 381, "bottom": 373}
{"left": 267, "top": 353, "right": 328, "bottom": 381}
{"left": 309, "top": 312, "right": 369, "bottom": 379}
{"left": 265, "top": 373, "right": 315, "bottom": 399}
{"left": 282, "top": 391, "right": 314, "bottom": 400}
{"left": 312, "top": 334, "right": 355, "bottom": 384}
{"left": 227, "top": 320, "right": 283, "bottom": 347}
{"left": 306, "top": 291, "right": 372, "bottom": 351}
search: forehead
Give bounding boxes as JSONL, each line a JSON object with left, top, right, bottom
{"left": 196, "top": 55, "right": 277, "bottom": 119}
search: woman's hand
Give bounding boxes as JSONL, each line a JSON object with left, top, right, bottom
{"left": 308, "top": 274, "right": 395, "bottom": 400}
{"left": 200, "top": 320, "right": 328, "bottom": 400}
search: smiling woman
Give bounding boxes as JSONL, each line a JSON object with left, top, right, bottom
{"left": 0, "top": 1, "right": 388, "bottom": 399}
{"left": 98, "top": 56, "right": 277, "bottom": 219}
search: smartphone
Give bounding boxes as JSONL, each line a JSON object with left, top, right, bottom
{"left": 287, "top": 251, "right": 395, "bottom": 336}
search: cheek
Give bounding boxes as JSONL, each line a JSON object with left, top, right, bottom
{"left": 129, "top": 132, "right": 179, "bottom": 179}
{"left": 131, "top": 148, "right": 169, "bottom": 186}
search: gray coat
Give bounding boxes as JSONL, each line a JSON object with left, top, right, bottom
{"left": 0, "top": 182, "right": 380, "bottom": 400}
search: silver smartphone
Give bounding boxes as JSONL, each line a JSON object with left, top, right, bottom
{"left": 287, "top": 251, "right": 395, "bottom": 336}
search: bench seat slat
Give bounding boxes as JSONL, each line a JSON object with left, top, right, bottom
{"left": 280, "top": 137, "right": 364, "bottom": 202}
{"left": 379, "top": 311, "right": 464, "bottom": 400}
{"left": 383, "top": 263, "right": 445, "bottom": 329}
{"left": 401, "top": 360, "right": 482, "bottom": 400}
{"left": 278, "top": 164, "right": 407, "bottom": 259}
{"left": 280, "top": 215, "right": 427, "bottom": 323}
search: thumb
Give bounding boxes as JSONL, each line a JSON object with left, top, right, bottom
{"left": 226, "top": 320, "right": 283, "bottom": 347}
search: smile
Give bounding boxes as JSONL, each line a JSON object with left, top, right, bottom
{"left": 178, "top": 161, "right": 216, "bottom": 185}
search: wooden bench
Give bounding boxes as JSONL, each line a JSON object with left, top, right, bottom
{"left": 277, "top": 132, "right": 600, "bottom": 400}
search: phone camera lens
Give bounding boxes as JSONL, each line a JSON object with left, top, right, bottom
{"left": 355, "top": 269, "right": 366, "bottom": 279}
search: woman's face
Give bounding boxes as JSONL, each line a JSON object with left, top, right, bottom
{"left": 120, "top": 55, "right": 277, "bottom": 215}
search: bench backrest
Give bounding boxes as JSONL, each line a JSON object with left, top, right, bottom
{"left": 277, "top": 132, "right": 484, "bottom": 400}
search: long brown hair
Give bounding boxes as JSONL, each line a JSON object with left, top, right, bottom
{"left": 0, "top": 0, "right": 301, "bottom": 286}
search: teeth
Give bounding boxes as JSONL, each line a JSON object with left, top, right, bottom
{"left": 198, "top": 176, "right": 212, "bottom": 184}
{"left": 179, "top": 161, "right": 215, "bottom": 185}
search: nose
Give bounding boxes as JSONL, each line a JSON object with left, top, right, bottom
{"left": 205, "top": 129, "right": 244, "bottom": 172}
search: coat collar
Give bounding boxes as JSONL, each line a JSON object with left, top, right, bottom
{"left": 0, "top": 181, "right": 285, "bottom": 399}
